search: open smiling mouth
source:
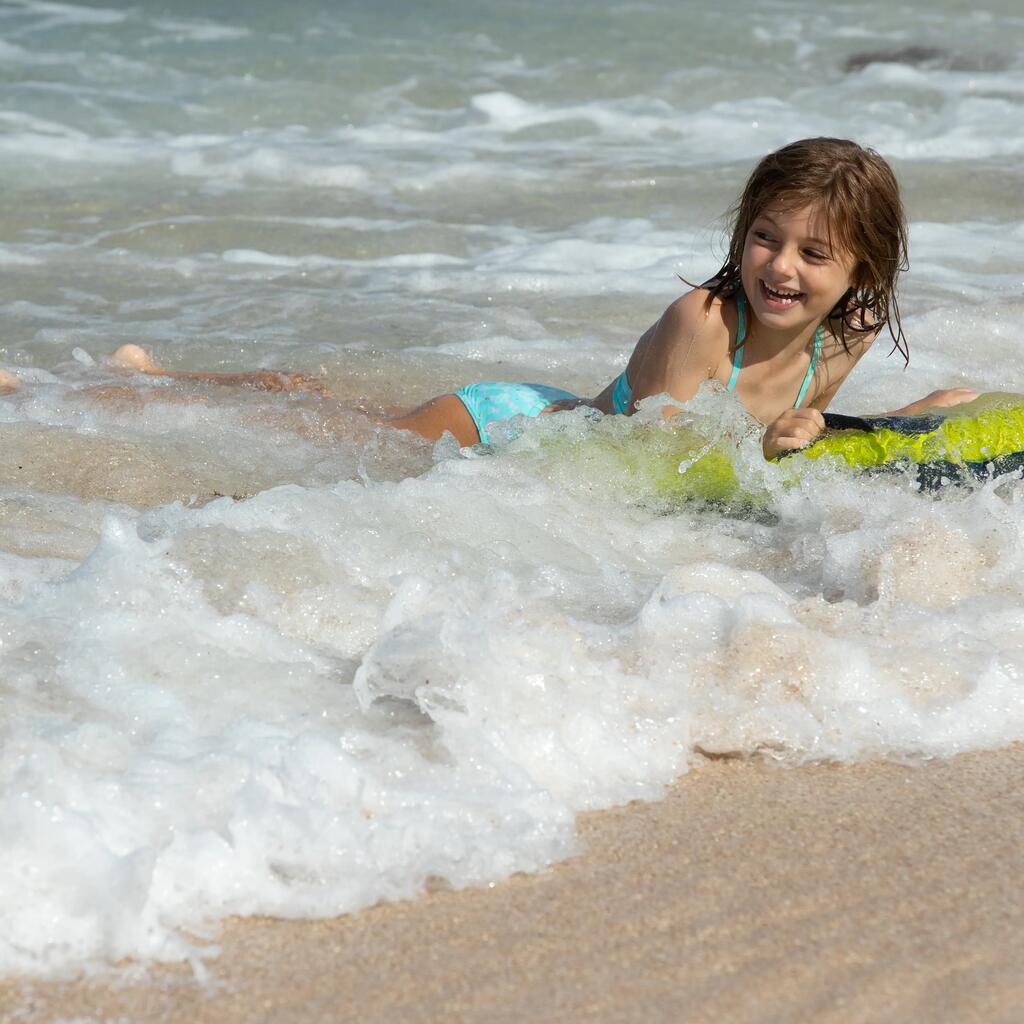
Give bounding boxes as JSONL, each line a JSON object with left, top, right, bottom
{"left": 759, "top": 279, "right": 804, "bottom": 308}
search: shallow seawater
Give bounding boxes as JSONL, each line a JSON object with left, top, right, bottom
{"left": 1, "top": 0, "right": 1024, "bottom": 978}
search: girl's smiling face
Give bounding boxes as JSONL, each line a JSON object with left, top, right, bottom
{"left": 740, "top": 204, "right": 858, "bottom": 332}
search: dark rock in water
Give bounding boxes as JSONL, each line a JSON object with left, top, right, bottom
{"left": 844, "top": 46, "right": 1011, "bottom": 74}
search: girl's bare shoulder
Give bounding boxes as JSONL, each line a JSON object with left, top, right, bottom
{"left": 655, "top": 288, "right": 733, "bottom": 355}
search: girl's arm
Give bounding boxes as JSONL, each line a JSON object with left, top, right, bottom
{"left": 620, "top": 291, "right": 723, "bottom": 415}
{"left": 884, "top": 388, "right": 979, "bottom": 415}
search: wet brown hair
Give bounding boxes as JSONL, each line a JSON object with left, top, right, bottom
{"left": 702, "top": 137, "right": 910, "bottom": 362}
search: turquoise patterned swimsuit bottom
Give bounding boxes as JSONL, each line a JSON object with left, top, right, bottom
{"left": 453, "top": 382, "right": 578, "bottom": 444}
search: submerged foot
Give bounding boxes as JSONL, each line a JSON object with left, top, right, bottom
{"left": 109, "top": 344, "right": 162, "bottom": 375}
{"left": 240, "top": 370, "right": 335, "bottom": 397}
{"left": 0, "top": 368, "right": 19, "bottom": 394}
{"left": 277, "top": 371, "right": 334, "bottom": 397}
{"left": 108, "top": 345, "right": 333, "bottom": 397}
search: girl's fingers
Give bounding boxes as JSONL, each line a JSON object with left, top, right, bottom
{"left": 775, "top": 423, "right": 824, "bottom": 448}
{"left": 938, "top": 388, "right": 979, "bottom": 406}
{"left": 786, "top": 408, "right": 825, "bottom": 429}
{"left": 775, "top": 409, "right": 823, "bottom": 428}
{"left": 765, "top": 408, "right": 826, "bottom": 457}
{"left": 775, "top": 436, "right": 814, "bottom": 451}
{"left": 774, "top": 416, "right": 823, "bottom": 441}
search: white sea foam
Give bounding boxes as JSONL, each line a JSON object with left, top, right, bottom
{"left": 5, "top": 388, "right": 1024, "bottom": 978}
{"left": 6, "top": 0, "right": 127, "bottom": 27}
{"left": 0, "top": 130, "right": 145, "bottom": 166}
{"left": 170, "top": 148, "right": 372, "bottom": 190}
{"left": 0, "top": 246, "right": 41, "bottom": 267}
{"left": 148, "top": 18, "right": 251, "bottom": 43}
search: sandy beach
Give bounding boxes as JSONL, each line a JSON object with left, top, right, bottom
{"left": 4, "top": 746, "right": 1022, "bottom": 1024}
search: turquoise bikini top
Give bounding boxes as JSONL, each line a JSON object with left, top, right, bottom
{"left": 611, "top": 291, "right": 824, "bottom": 415}
{"left": 727, "top": 291, "right": 823, "bottom": 408}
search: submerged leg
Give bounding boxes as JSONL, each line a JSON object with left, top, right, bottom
{"left": 385, "top": 394, "right": 481, "bottom": 447}
{"left": 111, "top": 345, "right": 480, "bottom": 444}
{"left": 8, "top": 345, "right": 480, "bottom": 446}
{"left": 109, "top": 344, "right": 332, "bottom": 396}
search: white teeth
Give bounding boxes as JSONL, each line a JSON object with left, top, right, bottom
{"left": 763, "top": 281, "right": 801, "bottom": 301}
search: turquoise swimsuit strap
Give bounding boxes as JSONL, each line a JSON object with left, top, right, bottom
{"left": 725, "top": 292, "right": 747, "bottom": 393}
{"left": 793, "top": 324, "right": 823, "bottom": 409}
{"left": 726, "top": 291, "right": 823, "bottom": 408}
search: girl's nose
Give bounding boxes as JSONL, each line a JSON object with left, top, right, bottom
{"left": 769, "top": 248, "right": 794, "bottom": 275}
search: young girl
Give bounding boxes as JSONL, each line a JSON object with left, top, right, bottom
{"left": 389, "top": 135, "right": 914, "bottom": 457}
{"left": 79, "top": 138, "right": 978, "bottom": 449}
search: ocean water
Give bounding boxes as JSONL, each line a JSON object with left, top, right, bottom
{"left": 1, "top": 0, "right": 1023, "bottom": 978}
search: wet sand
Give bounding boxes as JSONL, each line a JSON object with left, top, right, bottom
{"left": 4, "top": 747, "right": 1023, "bottom": 1024}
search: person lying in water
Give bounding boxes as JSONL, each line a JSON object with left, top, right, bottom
{"left": 0, "top": 138, "right": 977, "bottom": 450}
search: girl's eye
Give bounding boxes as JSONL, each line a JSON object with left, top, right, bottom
{"left": 753, "top": 230, "right": 774, "bottom": 242}
{"left": 805, "top": 249, "right": 829, "bottom": 261}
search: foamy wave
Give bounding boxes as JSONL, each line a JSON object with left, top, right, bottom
{"left": 0, "top": 247, "right": 41, "bottom": 267}
{"left": 170, "top": 147, "right": 371, "bottom": 189}
{"left": 7, "top": 0, "right": 126, "bottom": 26}
{"left": 3, "top": 394, "right": 1024, "bottom": 976}
{"left": 148, "top": 17, "right": 251, "bottom": 43}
